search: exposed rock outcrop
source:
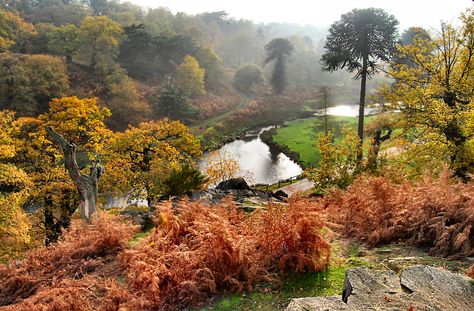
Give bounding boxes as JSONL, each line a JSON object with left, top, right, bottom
{"left": 286, "top": 265, "right": 474, "bottom": 311}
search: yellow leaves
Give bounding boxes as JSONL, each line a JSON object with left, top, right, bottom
{"left": 101, "top": 119, "right": 201, "bottom": 197}
{"left": 203, "top": 151, "right": 241, "bottom": 186}
{"left": 78, "top": 16, "right": 123, "bottom": 47}
{"left": 0, "top": 192, "right": 31, "bottom": 254}
{"left": 41, "top": 96, "right": 112, "bottom": 156}
{"left": 175, "top": 55, "right": 206, "bottom": 97}
{"left": 305, "top": 126, "right": 360, "bottom": 193}
{"left": 0, "top": 9, "right": 36, "bottom": 52}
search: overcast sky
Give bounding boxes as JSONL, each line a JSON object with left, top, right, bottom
{"left": 130, "top": 0, "right": 472, "bottom": 31}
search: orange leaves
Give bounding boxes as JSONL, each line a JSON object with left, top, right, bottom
{"left": 466, "top": 264, "right": 474, "bottom": 278}
{"left": 324, "top": 173, "right": 474, "bottom": 258}
{"left": 0, "top": 212, "right": 137, "bottom": 309}
{"left": 119, "top": 198, "right": 330, "bottom": 309}
{"left": 0, "top": 198, "right": 330, "bottom": 310}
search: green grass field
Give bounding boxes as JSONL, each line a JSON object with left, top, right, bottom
{"left": 272, "top": 116, "right": 373, "bottom": 166}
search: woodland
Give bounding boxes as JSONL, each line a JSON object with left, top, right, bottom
{"left": 0, "top": 1, "right": 473, "bottom": 310}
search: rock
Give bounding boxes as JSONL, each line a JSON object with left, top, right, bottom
{"left": 286, "top": 265, "right": 474, "bottom": 311}
{"left": 400, "top": 265, "right": 474, "bottom": 311}
{"left": 286, "top": 296, "right": 348, "bottom": 311}
{"left": 120, "top": 209, "right": 153, "bottom": 229}
{"left": 216, "top": 178, "right": 253, "bottom": 191}
{"left": 273, "top": 189, "right": 289, "bottom": 200}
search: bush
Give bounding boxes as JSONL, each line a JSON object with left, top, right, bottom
{"left": 324, "top": 172, "right": 474, "bottom": 259}
{"left": 0, "top": 213, "right": 137, "bottom": 308}
{"left": 119, "top": 197, "right": 330, "bottom": 310}
{"left": 157, "top": 163, "right": 208, "bottom": 196}
{"left": 234, "top": 63, "right": 264, "bottom": 95}
{"left": 305, "top": 126, "right": 360, "bottom": 194}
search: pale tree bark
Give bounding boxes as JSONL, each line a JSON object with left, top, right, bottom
{"left": 46, "top": 126, "right": 104, "bottom": 223}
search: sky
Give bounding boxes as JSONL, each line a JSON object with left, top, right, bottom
{"left": 130, "top": 0, "right": 473, "bottom": 31}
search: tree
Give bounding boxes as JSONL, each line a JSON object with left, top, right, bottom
{"left": 234, "top": 63, "right": 264, "bottom": 95}
{"left": 174, "top": 55, "right": 206, "bottom": 98}
{"left": 152, "top": 85, "right": 199, "bottom": 122}
{"left": 104, "top": 66, "right": 151, "bottom": 131}
{"left": 400, "top": 27, "right": 430, "bottom": 46}
{"left": 264, "top": 38, "right": 294, "bottom": 95}
{"left": 102, "top": 120, "right": 201, "bottom": 207}
{"left": 77, "top": 15, "right": 123, "bottom": 72}
{"left": 18, "top": 0, "right": 89, "bottom": 26}
{"left": 195, "top": 46, "right": 226, "bottom": 92}
{"left": 203, "top": 151, "right": 241, "bottom": 185}
{"left": 380, "top": 9, "right": 474, "bottom": 180}
{"left": 87, "top": 0, "right": 108, "bottom": 16}
{"left": 0, "top": 111, "right": 31, "bottom": 259}
{"left": 152, "top": 163, "right": 208, "bottom": 197}
{"left": 305, "top": 126, "right": 360, "bottom": 195}
{"left": 45, "top": 126, "right": 103, "bottom": 223}
{"left": 47, "top": 23, "right": 80, "bottom": 63}
{"left": 321, "top": 8, "right": 398, "bottom": 159}
{"left": 0, "top": 53, "right": 69, "bottom": 115}
{"left": 0, "top": 8, "right": 36, "bottom": 52}
{"left": 8, "top": 97, "right": 112, "bottom": 244}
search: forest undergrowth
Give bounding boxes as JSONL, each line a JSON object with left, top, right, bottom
{"left": 0, "top": 198, "right": 330, "bottom": 310}
{"left": 1, "top": 173, "right": 473, "bottom": 310}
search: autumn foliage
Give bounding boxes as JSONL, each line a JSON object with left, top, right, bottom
{"left": 0, "top": 198, "right": 330, "bottom": 310}
{"left": 323, "top": 172, "right": 474, "bottom": 259}
{"left": 0, "top": 213, "right": 137, "bottom": 310}
{"left": 120, "top": 198, "right": 330, "bottom": 309}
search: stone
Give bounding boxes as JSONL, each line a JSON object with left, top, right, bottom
{"left": 273, "top": 189, "right": 289, "bottom": 200}
{"left": 286, "top": 296, "right": 348, "bottom": 311}
{"left": 285, "top": 265, "right": 474, "bottom": 311}
{"left": 216, "top": 178, "right": 253, "bottom": 191}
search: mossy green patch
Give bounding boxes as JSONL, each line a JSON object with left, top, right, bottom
{"left": 198, "top": 265, "right": 357, "bottom": 310}
{"left": 272, "top": 116, "right": 373, "bottom": 166}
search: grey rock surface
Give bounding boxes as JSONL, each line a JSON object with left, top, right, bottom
{"left": 286, "top": 265, "right": 474, "bottom": 311}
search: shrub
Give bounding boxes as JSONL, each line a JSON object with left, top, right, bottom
{"left": 324, "top": 172, "right": 474, "bottom": 258}
{"left": 0, "top": 213, "right": 137, "bottom": 308}
{"left": 119, "top": 197, "right": 330, "bottom": 310}
{"left": 305, "top": 126, "right": 360, "bottom": 194}
{"left": 467, "top": 264, "right": 474, "bottom": 278}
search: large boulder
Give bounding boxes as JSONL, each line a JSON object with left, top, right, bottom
{"left": 286, "top": 265, "right": 474, "bottom": 311}
{"left": 216, "top": 178, "right": 253, "bottom": 191}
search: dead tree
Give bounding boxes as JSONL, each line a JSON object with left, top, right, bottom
{"left": 46, "top": 126, "right": 103, "bottom": 223}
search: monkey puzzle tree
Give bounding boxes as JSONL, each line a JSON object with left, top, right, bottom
{"left": 264, "top": 38, "right": 294, "bottom": 95}
{"left": 321, "top": 8, "right": 398, "bottom": 159}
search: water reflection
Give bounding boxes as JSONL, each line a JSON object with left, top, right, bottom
{"left": 200, "top": 127, "right": 302, "bottom": 185}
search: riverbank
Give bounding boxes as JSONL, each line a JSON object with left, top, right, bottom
{"left": 191, "top": 92, "right": 319, "bottom": 151}
{"left": 265, "top": 115, "right": 374, "bottom": 167}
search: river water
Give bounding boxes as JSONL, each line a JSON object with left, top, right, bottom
{"left": 199, "top": 126, "right": 302, "bottom": 185}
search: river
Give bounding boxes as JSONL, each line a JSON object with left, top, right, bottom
{"left": 199, "top": 104, "right": 378, "bottom": 185}
{"left": 199, "top": 126, "right": 302, "bottom": 185}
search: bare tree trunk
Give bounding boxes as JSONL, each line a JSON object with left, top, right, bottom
{"left": 46, "top": 126, "right": 103, "bottom": 223}
{"left": 357, "top": 55, "right": 368, "bottom": 161}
